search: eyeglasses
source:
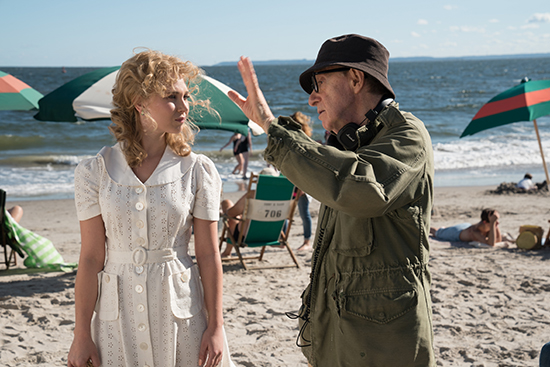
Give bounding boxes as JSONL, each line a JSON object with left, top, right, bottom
{"left": 310, "top": 67, "right": 351, "bottom": 93}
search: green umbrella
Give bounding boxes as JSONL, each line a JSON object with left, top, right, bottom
{"left": 461, "top": 78, "right": 550, "bottom": 184}
{"left": 0, "top": 70, "right": 44, "bottom": 110}
{"left": 34, "top": 67, "right": 262, "bottom": 136}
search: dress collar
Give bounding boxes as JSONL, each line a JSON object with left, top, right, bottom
{"left": 98, "top": 143, "right": 196, "bottom": 186}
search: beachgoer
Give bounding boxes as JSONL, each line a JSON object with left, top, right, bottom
{"left": 290, "top": 112, "right": 313, "bottom": 251}
{"left": 220, "top": 132, "right": 244, "bottom": 174}
{"left": 236, "top": 129, "right": 252, "bottom": 179}
{"left": 430, "top": 208, "right": 503, "bottom": 246}
{"left": 7, "top": 205, "right": 23, "bottom": 223}
{"left": 68, "top": 50, "right": 234, "bottom": 367}
{"left": 517, "top": 173, "right": 536, "bottom": 190}
{"left": 219, "top": 130, "right": 252, "bottom": 179}
{"left": 228, "top": 34, "right": 435, "bottom": 367}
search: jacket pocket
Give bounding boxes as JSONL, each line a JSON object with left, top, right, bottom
{"left": 331, "top": 214, "right": 373, "bottom": 257}
{"left": 341, "top": 287, "right": 418, "bottom": 324}
{"left": 168, "top": 264, "right": 204, "bottom": 319}
{"left": 95, "top": 271, "right": 119, "bottom": 321}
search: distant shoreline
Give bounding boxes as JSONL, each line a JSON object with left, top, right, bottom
{"left": 2, "top": 52, "right": 549, "bottom": 69}
{"left": 211, "top": 52, "right": 550, "bottom": 67}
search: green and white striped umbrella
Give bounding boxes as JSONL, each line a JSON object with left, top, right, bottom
{"left": 34, "top": 66, "right": 262, "bottom": 135}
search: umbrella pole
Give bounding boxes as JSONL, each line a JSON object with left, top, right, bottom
{"left": 533, "top": 119, "right": 550, "bottom": 185}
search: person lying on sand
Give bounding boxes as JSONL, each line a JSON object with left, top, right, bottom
{"left": 430, "top": 208, "right": 512, "bottom": 247}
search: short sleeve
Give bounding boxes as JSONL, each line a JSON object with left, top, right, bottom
{"left": 74, "top": 156, "right": 103, "bottom": 221}
{"left": 192, "top": 155, "right": 222, "bottom": 221}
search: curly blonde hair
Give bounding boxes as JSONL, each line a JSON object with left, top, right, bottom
{"left": 110, "top": 49, "right": 212, "bottom": 167}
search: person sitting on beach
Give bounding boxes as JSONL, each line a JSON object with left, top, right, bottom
{"left": 7, "top": 205, "right": 23, "bottom": 223}
{"left": 517, "top": 173, "right": 536, "bottom": 190}
{"left": 430, "top": 208, "right": 503, "bottom": 246}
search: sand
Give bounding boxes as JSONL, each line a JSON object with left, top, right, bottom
{"left": 1, "top": 186, "right": 550, "bottom": 366}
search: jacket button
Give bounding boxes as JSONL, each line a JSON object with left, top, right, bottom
{"left": 135, "top": 202, "right": 144, "bottom": 211}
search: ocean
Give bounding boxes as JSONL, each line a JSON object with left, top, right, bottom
{"left": 1, "top": 57, "right": 550, "bottom": 201}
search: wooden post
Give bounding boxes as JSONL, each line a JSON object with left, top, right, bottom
{"left": 533, "top": 119, "right": 550, "bottom": 185}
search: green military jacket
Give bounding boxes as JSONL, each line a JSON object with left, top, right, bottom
{"left": 264, "top": 103, "right": 435, "bottom": 367}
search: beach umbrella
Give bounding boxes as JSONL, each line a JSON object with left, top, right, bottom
{"left": 34, "top": 66, "right": 262, "bottom": 135}
{"left": 0, "top": 70, "right": 44, "bottom": 110}
{"left": 460, "top": 78, "right": 550, "bottom": 184}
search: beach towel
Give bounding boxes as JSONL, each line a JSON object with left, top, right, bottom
{"left": 3, "top": 209, "right": 77, "bottom": 272}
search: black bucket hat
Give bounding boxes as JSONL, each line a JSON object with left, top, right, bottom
{"left": 299, "top": 34, "right": 395, "bottom": 98}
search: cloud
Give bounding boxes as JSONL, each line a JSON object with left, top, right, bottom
{"left": 528, "top": 13, "right": 550, "bottom": 23}
{"left": 444, "top": 5, "right": 458, "bottom": 10}
{"left": 417, "top": 19, "right": 428, "bottom": 25}
{"left": 449, "top": 26, "right": 486, "bottom": 33}
{"left": 489, "top": 19, "right": 499, "bottom": 23}
{"left": 521, "top": 23, "right": 540, "bottom": 29}
{"left": 411, "top": 31, "right": 421, "bottom": 38}
{"left": 440, "top": 41, "right": 458, "bottom": 47}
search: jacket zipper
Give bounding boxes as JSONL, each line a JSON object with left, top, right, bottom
{"left": 303, "top": 205, "right": 331, "bottom": 323}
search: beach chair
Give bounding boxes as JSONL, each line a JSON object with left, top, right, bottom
{"left": 0, "top": 189, "right": 24, "bottom": 270}
{"left": 219, "top": 173, "right": 301, "bottom": 270}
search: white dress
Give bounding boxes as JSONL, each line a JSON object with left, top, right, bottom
{"left": 74, "top": 143, "right": 235, "bottom": 367}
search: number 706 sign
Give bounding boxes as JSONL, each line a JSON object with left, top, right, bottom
{"left": 244, "top": 199, "right": 292, "bottom": 222}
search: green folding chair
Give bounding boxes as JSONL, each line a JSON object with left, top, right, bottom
{"left": 219, "top": 173, "right": 300, "bottom": 270}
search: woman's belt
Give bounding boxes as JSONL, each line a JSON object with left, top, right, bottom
{"left": 107, "top": 246, "right": 188, "bottom": 267}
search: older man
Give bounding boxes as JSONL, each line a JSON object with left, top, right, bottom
{"left": 229, "top": 34, "right": 435, "bottom": 367}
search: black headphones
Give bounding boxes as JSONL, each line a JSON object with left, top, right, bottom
{"left": 333, "top": 98, "right": 393, "bottom": 151}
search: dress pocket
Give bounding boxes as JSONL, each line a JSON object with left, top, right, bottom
{"left": 95, "top": 271, "right": 119, "bottom": 321}
{"left": 168, "top": 264, "right": 204, "bottom": 319}
{"left": 342, "top": 287, "right": 418, "bottom": 325}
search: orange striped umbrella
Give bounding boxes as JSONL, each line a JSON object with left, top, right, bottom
{"left": 0, "top": 70, "right": 44, "bottom": 110}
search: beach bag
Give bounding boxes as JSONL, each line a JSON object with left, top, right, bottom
{"left": 3, "top": 210, "right": 77, "bottom": 272}
{"left": 516, "top": 225, "right": 544, "bottom": 250}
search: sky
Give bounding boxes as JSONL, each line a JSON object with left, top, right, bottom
{"left": 1, "top": 0, "right": 549, "bottom": 67}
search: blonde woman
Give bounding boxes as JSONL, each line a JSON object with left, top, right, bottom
{"left": 68, "top": 50, "right": 234, "bottom": 367}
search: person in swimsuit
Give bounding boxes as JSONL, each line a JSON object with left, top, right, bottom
{"left": 430, "top": 208, "right": 503, "bottom": 246}
{"left": 220, "top": 133, "right": 245, "bottom": 175}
